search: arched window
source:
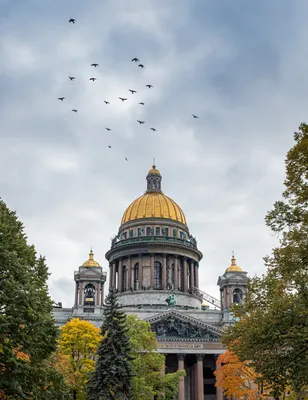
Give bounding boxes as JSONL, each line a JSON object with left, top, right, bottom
{"left": 233, "top": 288, "right": 243, "bottom": 304}
{"left": 134, "top": 263, "right": 139, "bottom": 290}
{"left": 122, "top": 265, "right": 127, "bottom": 291}
{"left": 154, "top": 261, "right": 162, "bottom": 289}
{"left": 84, "top": 284, "right": 96, "bottom": 306}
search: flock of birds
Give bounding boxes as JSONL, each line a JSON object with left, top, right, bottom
{"left": 58, "top": 18, "right": 199, "bottom": 159}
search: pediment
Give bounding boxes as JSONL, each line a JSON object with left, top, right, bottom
{"left": 78, "top": 267, "right": 103, "bottom": 276}
{"left": 145, "top": 310, "right": 222, "bottom": 342}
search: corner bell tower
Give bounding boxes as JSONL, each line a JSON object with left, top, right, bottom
{"left": 217, "top": 253, "right": 249, "bottom": 320}
{"left": 73, "top": 249, "right": 107, "bottom": 316}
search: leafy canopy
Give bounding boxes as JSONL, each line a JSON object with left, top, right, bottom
{"left": 0, "top": 198, "right": 66, "bottom": 399}
{"left": 55, "top": 318, "right": 101, "bottom": 400}
{"left": 126, "top": 315, "right": 184, "bottom": 400}
{"left": 224, "top": 124, "right": 308, "bottom": 398}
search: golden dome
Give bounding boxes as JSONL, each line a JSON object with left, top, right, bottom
{"left": 226, "top": 254, "right": 242, "bottom": 272}
{"left": 148, "top": 165, "right": 161, "bottom": 176}
{"left": 82, "top": 249, "right": 100, "bottom": 267}
{"left": 121, "top": 192, "right": 187, "bottom": 225}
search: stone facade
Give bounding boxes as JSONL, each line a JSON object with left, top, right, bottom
{"left": 53, "top": 166, "right": 249, "bottom": 399}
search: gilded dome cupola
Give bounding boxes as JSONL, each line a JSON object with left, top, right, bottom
{"left": 121, "top": 165, "right": 187, "bottom": 225}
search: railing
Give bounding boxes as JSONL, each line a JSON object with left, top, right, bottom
{"left": 111, "top": 235, "right": 198, "bottom": 249}
{"left": 192, "top": 286, "right": 221, "bottom": 309}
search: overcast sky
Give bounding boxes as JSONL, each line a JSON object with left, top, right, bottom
{"left": 0, "top": 0, "right": 306, "bottom": 307}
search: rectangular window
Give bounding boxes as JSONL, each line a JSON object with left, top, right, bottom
{"left": 180, "top": 231, "right": 185, "bottom": 239}
{"left": 173, "top": 228, "right": 177, "bottom": 238}
{"left": 163, "top": 227, "right": 169, "bottom": 236}
{"left": 146, "top": 227, "right": 151, "bottom": 236}
{"left": 129, "top": 229, "right": 134, "bottom": 238}
{"left": 155, "top": 227, "right": 160, "bottom": 236}
{"left": 123, "top": 231, "right": 127, "bottom": 239}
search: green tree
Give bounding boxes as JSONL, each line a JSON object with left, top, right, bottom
{"left": 87, "top": 290, "right": 134, "bottom": 400}
{"left": 224, "top": 123, "right": 308, "bottom": 399}
{"left": 126, "top": 315, "right": 184, "bottom": 400}
{"left": 0, "top": 199, "right": 67, "bottom": 399}
{"left": 55, "top": 318, "right": 101, "bottom": 400}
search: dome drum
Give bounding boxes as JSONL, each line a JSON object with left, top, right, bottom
{"left": 105, "top": 165, "right": 203, "bottom": 308}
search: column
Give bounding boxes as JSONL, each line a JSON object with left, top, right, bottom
{"left": 112, "top": 262, "right": 116, "bottom": 289}
{"left": 138, "top": 254, "right": 143, "bottom": 290}
{"left": 96, "top": 283, "right": 100, "bottom": 305}
{"left": 162, "top": 254, "right": 167, "bottom": 289}
{"left": 196, "top": 354, "right": 204, "bottom": 400}
{"left": 177, "top": 354, "right": 185, "bottom": 400}
{"left": 127, "top": 257, "right": 132, "bottom": 290}
{"left": 194, "top": 263, "right": 199, "bottom": 288}
{"left": 74, "top": 282, "right": 79, "bottom": 306}
{"left": 183, "top": 258, "right": 188, "bottom": 292}
{"left": 190, "top": 260, "right": 195, "bottom": 289}
{"left": 150, "top": 253, "right": 155, "bottom": 289}
{"left": 118, "top": 259, "right": 123, "bottom": 292}
{"left": 79, "top": 282, "right": 84, "bottom": 305}
{"left": 215, "top": 355, "right": 223, "bottom": 400}
{"left": 109, "top": 263, "right": 113, "bottom": 289}
{"left": 174, "top": 256, "right": 179, "bottom": 290}
{"left": 100, "top": 283, "right": 104, "bottom": 305}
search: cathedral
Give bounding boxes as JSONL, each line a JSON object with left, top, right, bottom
{"left": 53, "top": 165, "right": 249, "bottom": 400}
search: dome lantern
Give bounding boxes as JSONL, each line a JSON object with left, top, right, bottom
{"left": 146, "top": 164, "right": 162, "bottom": 192}
{"left": 226, "top": 252, "right": 242, "bottom": 272}
{"left": 82, "top": 249, "right": 100, "bottom": 267}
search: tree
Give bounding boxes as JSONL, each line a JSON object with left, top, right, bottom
{"left": 224, "top": 124, "right": 308, "bottom": 398}
{"left": 126, "top": 315, "right": 184, "bottom": 400}
{"left": 0, "top": 199, "right": 67, "bottom": 399}
{"left": 214, "top": 349, "right": 271, "bottom": 399}
{"left": 55, "top": 318, "right": 101, "bottom": 400}
{"left": 87, "top": 289, "right": 134, "bottom": 400}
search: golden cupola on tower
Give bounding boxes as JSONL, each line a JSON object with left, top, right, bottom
{"left": 121, "top": 165, "right": 186, "bottom": 225}
{"left": 226, "top": 253, "right": 242, "bottom": 272}
{"left": 82, "top": 249, "right": 100, "bottom": 267}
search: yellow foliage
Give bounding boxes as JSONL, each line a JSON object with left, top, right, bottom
{"left": 215, "top": 350, "right": 270, "bottom": 399}
{"left": 55, "top": 318, "right": 101, "bottom": 399}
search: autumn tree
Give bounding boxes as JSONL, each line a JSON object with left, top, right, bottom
{"left": 87, "top": 289, "right": 134, "bottom": 400}
{"left": 224, "top": 124, "right": 308, "bottom": 398}
{"left": 126, "top": 315, "right": 184, "bottom": 400}
{"left": 0, "top": 199, "right": 67, "bottom": 399}
{"left": 214, "top": 349, "right": 271, "bottom": 399}
{"left": 55, "top": 318, "right": 101, "bottom": 400}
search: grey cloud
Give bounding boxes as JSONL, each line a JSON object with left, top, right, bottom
{"left": 0, "top": 1, "right": 307, "bottom": 306}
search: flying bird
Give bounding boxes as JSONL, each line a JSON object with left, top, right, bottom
{"left": 105, "top": 127, "right": 112, "bottom": 131}
{"left": 119, "top": 97, "right": 127, "bottom": 102}
{"left": 137, "top": 120, "right": 145, "bottom": 124}
{"left": 69, "top": 76, "right": 76, "bottom": 81}
{"left": 150, "top": 128, "right": 156, "bottom": 131}
{"left": 146, "top": 84, "right": 153, "bottom": 88}
{"left": 125, "top": 157, "right": 128, "bottom": 161}
{"left": 91, "top": 63, "right": 99, "bottom": 67}
{"left": 69, "top": 19, "right": 75, "bottom": 23}
{"left": 89, "top": 77, "right": 97, "bottom": 81}
{"left": 129, "top": 89, "right": 137, "bottom": 94}
{"left": 104, "top": 101, "right": 110, "bottom": 104}
{"left": 72, "top": 109, "right": 78, "bottom": 113}
{"left": 139, "top": 102, "right": 145, "bottom": 105}
{"left": 192, "top": 114, "right": 199, "bottom": 119}
{"left": 58, "top": 97, "right": 65, "bottom": 101}
{"left": 138, "top": 64, "right": 145, "bottom": 68}
{"left": 131, "top": 58, "right": 139, "bottom": 62}
{"left": 108, "top": 145, "right": 111, "bottom": 148}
